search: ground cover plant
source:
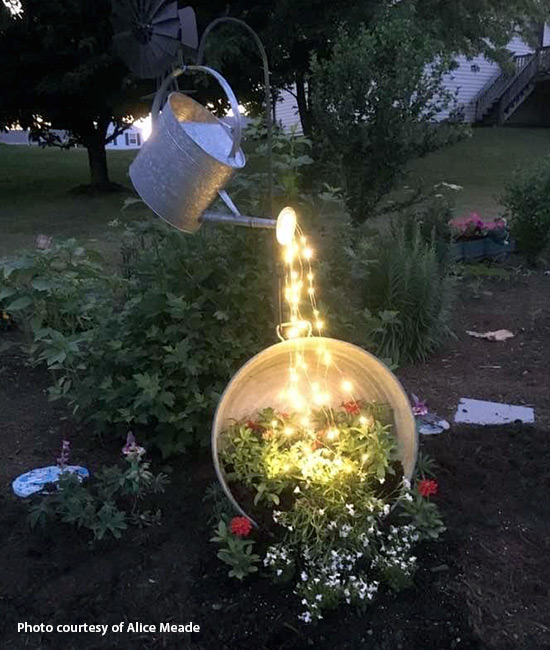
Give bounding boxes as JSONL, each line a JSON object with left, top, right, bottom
{"left": 213, "top": 401, "right": 444, "bottom": 622}
{"left": 28, "top": 433, "right": 169, "bottom": 540}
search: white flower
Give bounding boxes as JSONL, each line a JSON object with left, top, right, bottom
{"left": 379, "top": 477, "right": 385, "bottom": 484}
{"left": 294, "top": 485, "right": 301, "bottom": 494}
{"left": 299, "top": 611, "right": 312, "bottom": 624}
{"left": 345, "top": 503, "right": 355, "bottom": 516}
{"left": 383, "top": 504, "right": 391, "bottom": 516}
{"left": 318, "top": 508, "right": 325, "bottom": 515}
{"left": 402, "top": 478, "right": 411, "bottom": 489}
{"left": 301, "top": 571, "right": 308, "bottom": 581}
{"left": 404, "top": 493, "right": 413, "bottom": 502}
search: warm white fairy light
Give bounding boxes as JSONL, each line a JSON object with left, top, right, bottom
{"left": 271, "top": 420, "right": 278, "bottom": 429}
{"left": 342, "top": 380, "right": 353, "bottom": 393}
{"left": 284, "top": 427, "right": 294, "bottom": 436}
{"left": 2, "top": 0, "right": 23, "bottom": 17}
{"left": 327, "top": 428, "right": 339, "bottom": 440}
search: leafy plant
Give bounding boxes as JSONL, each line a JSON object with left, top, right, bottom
{"left": 311, "top": 7, "right": 466, "bottom": 222}
{"left": 356, "top": 222, "right": 455, "bottom": 363}
{"left": 502, "top": 156, "right": 550, "bottom": 265}
{"left": 28, "top": 433, "right": 169, "bottom": 540}
{"left": 210, "top": 519, "right": 260, "bottom": 581}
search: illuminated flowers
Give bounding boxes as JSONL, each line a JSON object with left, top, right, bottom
{"left": 418, "top": 479, "right": 438, "bottom": 497}
{"left": 230, "top": 516, "right": 253, "bottom": 537}
{"left": 342, "top": 401, "right": 360, "bottom": 415}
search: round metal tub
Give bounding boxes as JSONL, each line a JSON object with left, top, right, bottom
{"left": 212, "top": 337, "right": 417, "bottom": 520}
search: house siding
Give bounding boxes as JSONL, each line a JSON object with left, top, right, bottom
{"left": 439, "top": 35, "right": 537, "bottom": 122}
{"left": 273, "top": 30, "right": 549, "bottom": 131}
{"left": 275, "top": 90, "right": 303, "bottom": 134}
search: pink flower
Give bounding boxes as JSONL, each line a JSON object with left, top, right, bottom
{"left": 122, "top": 432, "right": 145, "bottom": 458}
{"left": 56, "top": 440, "right": 71, "bottom": 469}
{"left": 411, "top": 394, "right": 428, "bottom": 417}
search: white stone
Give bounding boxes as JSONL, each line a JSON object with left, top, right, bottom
{"left": 454, "top": 398, "right": 535, "bottom": 425}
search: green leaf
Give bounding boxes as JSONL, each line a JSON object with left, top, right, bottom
{"left": 5, "top": 296, "right": 32, "bottom": 311}
{"left": 0, "top": 287, "right": 16, "bottom": 301}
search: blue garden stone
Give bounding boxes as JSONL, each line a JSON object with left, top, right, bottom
{"left": 12, "top": 465, "right": 89, "bottom": 498}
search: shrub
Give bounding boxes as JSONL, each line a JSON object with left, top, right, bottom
{"left": 311, "top": 7, "right": 465, "bottom": 223}
{"left": 356, "top": 222, "right": 454, "bottom": 364}
{"left": 502, "top": 157, "right": 550, "bottom": 265}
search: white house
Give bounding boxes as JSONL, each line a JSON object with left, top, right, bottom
{"left": 105, "top": 117, "right": 152, "bottom": 150}
{"left": 275, "top": 26, "right": 550, "bottom": 133}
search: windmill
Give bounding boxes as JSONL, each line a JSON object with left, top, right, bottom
{"left": 111, "top": 0, "right": 198, "bottom": 80}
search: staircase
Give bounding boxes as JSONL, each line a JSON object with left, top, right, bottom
{"left": 475, "top": 47, "right": 550, "bottom": 124}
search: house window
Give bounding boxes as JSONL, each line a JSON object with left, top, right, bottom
{"left": 124, "top": 132, "right": 141, "bottom": 147}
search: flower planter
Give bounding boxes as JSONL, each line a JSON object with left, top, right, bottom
{"left": 461, "top": 239, "right": 485, "bottom": 261}
{"left": 484, "top": 238, "right": 516, "bottom": 259}
{"left": 212, "top": 337, "right": 417, "bottom": 522}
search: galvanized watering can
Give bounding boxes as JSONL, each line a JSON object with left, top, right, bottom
{"left": 130, "top": 65, "right": 276, "bottom": 233}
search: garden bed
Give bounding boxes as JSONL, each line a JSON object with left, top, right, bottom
{"left": 1, "top": 270, "right": 550, "bottom": 650}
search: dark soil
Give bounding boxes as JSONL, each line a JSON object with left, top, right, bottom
{"left": 1, "top": 270, "right": 550, "bottom": 650}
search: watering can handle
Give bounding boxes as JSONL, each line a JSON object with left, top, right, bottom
{"left": 151, "top": 65, "right": 242, "bottom": 160}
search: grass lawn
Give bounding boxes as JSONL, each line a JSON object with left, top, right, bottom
{"left": 2, "top": 126, "right": 550, "bottom": 257}
{"left": 407, "top": 126, "right": 550, "bottom": 218}
{"left": 0, "top": 145, "right": 137, "bottom": 257}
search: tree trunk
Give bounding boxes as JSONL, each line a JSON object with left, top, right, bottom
{"left": 296, "top": 71, "right": 313, "bottom": 137}
{"left": 86, "top": 138, "right": 111, "bottom": 189}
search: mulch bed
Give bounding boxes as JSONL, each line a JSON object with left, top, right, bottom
{"left": 1, "top": 269, "right": 550, "bottom": 650}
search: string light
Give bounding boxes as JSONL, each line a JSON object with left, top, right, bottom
{"left": 327, "top": 428, "right": 339, "bottom": 440}
{"left": 342, "top": 380, "right": 353, "bottom": 393}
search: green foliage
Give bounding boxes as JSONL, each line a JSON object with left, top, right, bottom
{"left": 216, "top": 403, "right": 445, "bottom": 621}
{"left": 311, "top": 7, "right": 466, "bottom": 222}
{"left": 502, "top": 157, "right": 550, "bottom": 265}
{"left": 210, "top": 519, "right": 260, "bottom": 580}
{"left": 228, "top": 118, "right": 315, "bottom": 215}
{"left": 400, "top": 493, "right": 446, "bottom": 542}
{"left": 0, "top": 239, "right": 116, "bottom": 336}
{"left": 1, "top": 221, "right": 276, "bottom": 457}
{"left": 28, "top": 444, "right": 169, "bottom": 541}
{"left": 356, "top": 222, "right": 455, "bottom": 364}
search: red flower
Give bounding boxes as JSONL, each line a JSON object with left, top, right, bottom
{"left": 230, "top": 516, "right": 253, "bottom": 537}
{"left": 342, "top": 401, "right": 360, "bottom": 415}
{"left": 246, "top": 420, "right": 264, "bottom": 433}
{"left": 418, "top": 479, "right": 438, "bottom": 497}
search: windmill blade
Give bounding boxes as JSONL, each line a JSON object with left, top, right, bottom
{"left": 111, "top": 0, "right": 180, "bottom": 79}
{"left": 178, "top": 6, "right": 198, "bottom": 50}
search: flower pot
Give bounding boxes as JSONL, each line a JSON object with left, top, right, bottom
{"left": 450, "top": 242, "right": 463, "bottom": 262}
{"left": 484, "top": 238, "right": 514, "bottom": 259}
{"left": 461, "top": 239, "right": 485, "bottom": 260}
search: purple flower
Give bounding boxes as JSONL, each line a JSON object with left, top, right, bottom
{"left": 411, "top": 394, "right": 429, "bottom": 417}
{"left": 57, "top": 440, "right": 71, "bottom": 469}
{"left": 122, "top": 431, "right": 145, "bottom": 458}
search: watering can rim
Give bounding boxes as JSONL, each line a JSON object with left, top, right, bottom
{"left": 164, "top": 90, "right": 246, "bottom": 169}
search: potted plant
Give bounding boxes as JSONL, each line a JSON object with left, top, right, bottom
{"left": 449, "top": 213, "right": 486, "bottom": 260}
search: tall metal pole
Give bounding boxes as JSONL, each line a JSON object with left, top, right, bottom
{"left": 196, "top": 17, "right": 274, "bottom": 217}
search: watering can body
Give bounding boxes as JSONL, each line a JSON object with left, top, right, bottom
{"left": 129, "top": 66, "right": 246, "bottom": 234}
